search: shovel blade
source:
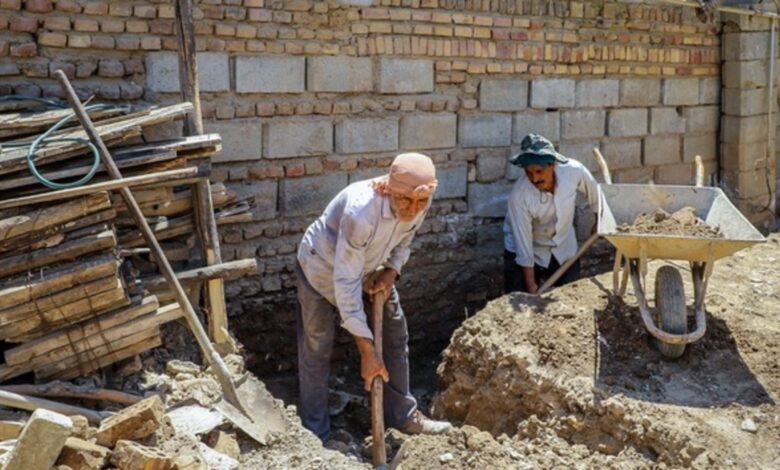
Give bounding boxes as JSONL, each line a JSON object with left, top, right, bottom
{"left": 214, "top": 375, "right": 285, "bottom": 445}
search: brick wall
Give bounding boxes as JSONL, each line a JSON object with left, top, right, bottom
{"left": 1, "top": 0, "right": 728, "bottom": 373}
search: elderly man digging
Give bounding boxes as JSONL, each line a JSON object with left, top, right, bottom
{"left": 295, "top": 152, "right": 453, "bottom": 443}
{"left": 504, "top": 134, "right": 599, "bottom": 294}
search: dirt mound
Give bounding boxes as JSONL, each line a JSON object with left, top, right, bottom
{"left": 617, "top": 206, "right": 722, "bottom": 238}
{"left": 391, "top": 235, "right": 780, "bottom": 468}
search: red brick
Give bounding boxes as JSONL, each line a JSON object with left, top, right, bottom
{"left": 115, "top": 36, "right": 139, "bottom": 50}
{"left": 225, "top": 40, "right": 244, "bottom": 52}
{"left": 82, "top": 1, "right": 107, "bottom": 15}
{"left": 120, "top": 82, "right": 143, "bottom": 100}
{"left": 21, "top": 62, "right": 47, "bottom": 77}
{"left": 256, "top": 102, "right": 274, "bottom": 116}
{"left": 244, "top": 0, "right": 263, "bottom": 6}
{"left": 49, "top": 61, "right": 75, "bottom": 78}
{"left": 272, "top": 10, "right": 291, "bottom": 23}
{"left": 73, "top": 19, "right": 99, "bottom": 32}
{"left": 125, "top": 20, "right": 148, "bottom": 33}
{"left": 24, "top": 0, "right": 51, "bottom": 13}
{"left": 215, "top": 24, "right": 235, "bottom": 36}
{"left": 54, "top": 0, "right": 79, "bottom": 12}
{"left": 76, "top": 61, "right": 96, "bottom": 77}
{"left": 38, "top": 31, "right": 66, "bottom": 47}
{"left": 0, "top": 63, "right": 19, "bottom": 75}
{"left": 194, "top": 23, "right": 212, "bottom": 35}
{"left": 275, "top": 103, "right": 293, "bottom": 115}
{"left": 202, "top": 5, "right": 223, "bottom": 19}
{"left": 206, "top": 37, "right": 225, "bottom": 51}
{"left": 0, "top": 16, "right": 7, "bottom": 29}
{"left": 43, "top": 16, "right": 69, "bottom": 30}
{"left": 91, "top": 35, "right": 115, "bottom": 49}
{"left": 0, "top": 0, "right": 21, "bottom": 10}
{"left": 285, "top": 164, "right": 304, "bottom": 177}
{"left": 235, "top": 103, "right": 254, "bottom": 117}
{"left": 98, "top": 59, "right": 123, "bottom": 77}
{"left": 215, "top": 105, "right": 235, "bottom": 119}
{"left": 248, "top": 8, "right": 271, "bottom": 21}
{"left": 224, "top": 6, "right": 245, "bottom": 20}
{"left": 149, "top": 20, "right": 173, "bottom": 35}
{"left": 161, "top": 37, "right": 177, "bottom": 50}
{"left": 123, "top": 59, "right": 143, "bottom": 74}
{"left": 10, "top": 15, "right": 37, "bottom": 32}
{"left": 134, "top": 5, "right": 156, "bottom": 18}
{"left": 108, "top": 3, "right": 132, "bottom": 16}
{"left": 246, "top": 39, "right": 264, "bottom": 51}
{"left": 0, "top": 40, "right": 8, "bottom": 55}
{"left": 101, "top": 19, "right": 124, "bottom": 33}
{"left": 68, "top": 34, "right": 90, "bottom": 48}
{"left": 140, "top": 36, "right": 161, "bottom": 50}
{"left": 10, "top": 41, "right": 36, "bottom": 56}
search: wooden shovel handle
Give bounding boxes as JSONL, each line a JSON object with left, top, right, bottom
{"left": 371, "top": 292, "right": 387, "bottom": 467}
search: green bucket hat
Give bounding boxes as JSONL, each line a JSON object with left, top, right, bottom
{"left": 509, "top": 134, "right": 568, "bottom": 167}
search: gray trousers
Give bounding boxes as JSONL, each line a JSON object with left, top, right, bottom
{"left": 295, "top": 262, "right": 417, "bottom": 442}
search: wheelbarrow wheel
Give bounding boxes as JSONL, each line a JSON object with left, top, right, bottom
{"left": 654, "top": 266, "right": 687, "bottom": 359}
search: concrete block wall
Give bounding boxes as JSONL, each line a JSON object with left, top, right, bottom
{"left": 721, "top": 9, "right": 777, "bottom": 232}
{"left": 0, "top": 0, "right": 729, "bottom": 372}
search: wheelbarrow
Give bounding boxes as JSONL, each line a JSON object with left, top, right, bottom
{"left": 596, "top": 155, "right": 766, "bottom": 359}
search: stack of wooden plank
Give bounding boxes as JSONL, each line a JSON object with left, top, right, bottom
{"left": 0, "top": 99, "right": 254, "bottom": 382}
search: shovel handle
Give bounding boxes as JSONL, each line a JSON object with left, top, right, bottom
{"left": 371, "top": 292, "right": 387, "bottom": 467}
{"left": 536, "top": 233, "right": 599, "bottom": 296}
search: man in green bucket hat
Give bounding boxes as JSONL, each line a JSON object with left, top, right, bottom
{"left": 504, "top": 133, "right": 599, "bottom": 294}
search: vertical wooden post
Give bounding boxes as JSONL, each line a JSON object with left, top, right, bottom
{"left": 175, "top": 0, "right": 230, "bottom": 345}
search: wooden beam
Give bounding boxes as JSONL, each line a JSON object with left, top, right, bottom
{"left": 142, "top": 259, "right": 257, "bottom": 290}
{"left": 0, "top": 167, "right": 200, "bottom": 211}
{"left": 50, "top": 335, "right": 163, "bottom": 382}
{"left": 0, "top": 383, "right": 142, "bottom": 406}
{"left": 0, "top": 389, "right": 109, "bottom": 424}
{"left": 0, "top": 192, "right": 110, "bottom": 242}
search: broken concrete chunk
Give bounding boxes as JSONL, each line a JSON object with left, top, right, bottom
{"left": 56, "top": 437, "right": 111, "bottom": 470}
{"left": 110, "top": 440, "right": 175, "bottom": 470}
{"left": 172, "top": 454, "right": 208, "bottom": 470}
{"left": 167, "top": 405, "right": 225, "bottom": 436}
{"left": 5, "top": 408, "right": 73, "bottom": 470}
{"left": 0, "top": 420, "right": 24, "bottom": 440}
{"left": 206, "top": 430, "right": 240, "bottom": 460}
{"left": 165, "top": 360, "right": 201, "bottom": 377}
{"left": 69, "top": 415, "right": 96, "bottom": 441}
{"left": 95, "top": 395, "right": 166, "bottom": 447}
{"left": 198, "top": 442, "right": 239, "bottom": 470}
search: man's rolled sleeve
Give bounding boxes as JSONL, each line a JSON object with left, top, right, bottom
{"left": 507, "top": 194, "right": 535, "bottom": 267}
{"left": 333, "top": 214, "right": 373, "bottom": 340}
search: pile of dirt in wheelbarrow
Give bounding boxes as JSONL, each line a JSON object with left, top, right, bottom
{"left": 617, "top": 206, "right": 723, "bottom": 238}
{"left": 388, "top": 234, "right": 780, "bottom": 469}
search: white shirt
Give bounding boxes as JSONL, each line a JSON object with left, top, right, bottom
{"left": 297, "top": 177, "right": 427, "bottom": 340}
{"left": 503, "top": 159, "right": 598, "bottom": 268}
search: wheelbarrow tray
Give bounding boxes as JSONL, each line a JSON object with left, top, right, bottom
{"left": 597, "top": 184, "right": 765, "bottom": 262}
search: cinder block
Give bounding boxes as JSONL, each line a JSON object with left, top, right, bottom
{"left": 721, "top": 115, "right": 769, "bottom": 144}
{"left": 722, "top": 60, "right": 771, "bottom": 89}
{"left": 655, "top": 163, "right": 694, "bottom": 185}
{"left": 264, "top": 120, "right": 333, "bottom": 158}
{"left": 722, "top": 32, "right": 773, "bottom": 61}
{"left": 600, "top": 139, "right": 642, "bottom": 170}
{"left": 5, "top": 409, "right": 72, "bottom": 470}
{"left": 335, "top": 117, "right": 399, "bottom": 153}
{"left": 561, "top": 110, "right": 606, "bottom": 139}
{"left": 399, "top": 113, "right": 456, "bottom": 150}
{"left": 96, "top": 395, "right": 165, "bottom": 447}
{"left": 620, "top": 78, "right": 661, "bottom": 106}
{"left": 558, "top": 141, "right": 599, "bottom": 172}
{"left": 145, "top": 51, "right": 180, "bottom": 93}
{"left": 226, "top": 180, "right": 277, "bottom": 220}
{"left": 280, "top": 173, "right": 348, "bottom": 216}
{"left": 722, "top": 88, "right": 775, "bottom": 116}
{"left": 378, "top": 58, "right": 433, "bottom": 94}
{"left": 307, "top": 57, "right": 373, "bottom": 92}
{"left": 699, "top": 77, "right": 720, "bottom": 104}
{"left": 205, "top": 119, "right": 262, "bottom": 162}
{"left": 530, "top": 79, "right": 575, "bottom": 108}
{"left": 348, "top": 167, "right": 387, "bottom": 184}
{"left": 197, "top": 52, "right": 230, "bottom": 92}
{"left": 722, "top": 11, "right": 773, "bottom": 32}
{"left": 644, "top": 135, "right": 681, "bottom": 166}
{"left": 575, "top": 79, "right": 619, "bottom": 108}
{"left": 609, "top": 108, "right": 648, "bottom": 137}
{"left": 480, "top": 79, "right": 528, "bottom": 111}
{"left": 613, "top": 166, "right": 655, "bottom": 184}
{"left": 476, "top": 151, "right": 508, "bottom": 182}
{"left": 722, "top": 168, "right": 776, "bottom": 199}
{"left": 684, "top": 134, "right": 718, "bottom": 163}
{"left": 721, "top": 141, "right": 771, "bottom": 171}
{"left": 235, "top": 56, "right": 305, "bottom": 93}
{"left": 145, "top": 51, "right": 229, "bottom": 93}
{"left": 650, "top": 108, "right": 685, "bottom": 135}
{"left": 663, "top": 78, "right": 699, "bottom": 106}
{"left": 467, "top": 181, "right": 513, "bottom": 217}
{"left": 458, "top": 114, "right": 512, "bottom": 147}
{"left": 513, "top": 111, "right": 560, "bottom": 142}
{"left": 685, "top": 106, "right": 720, "bottom": 132}
{"left": 435, "top": 164, "right": 468, "bottom": 199}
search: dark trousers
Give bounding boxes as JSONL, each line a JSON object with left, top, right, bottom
{"left": 295, "top": 262, "right": 417, "bottom": 442}
{"left": 503, "top": 250, "right": 581, "bottom": 294}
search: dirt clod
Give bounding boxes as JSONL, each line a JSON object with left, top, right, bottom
{"left": 617, "top": 206, "right": 723, "bottom": 238}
